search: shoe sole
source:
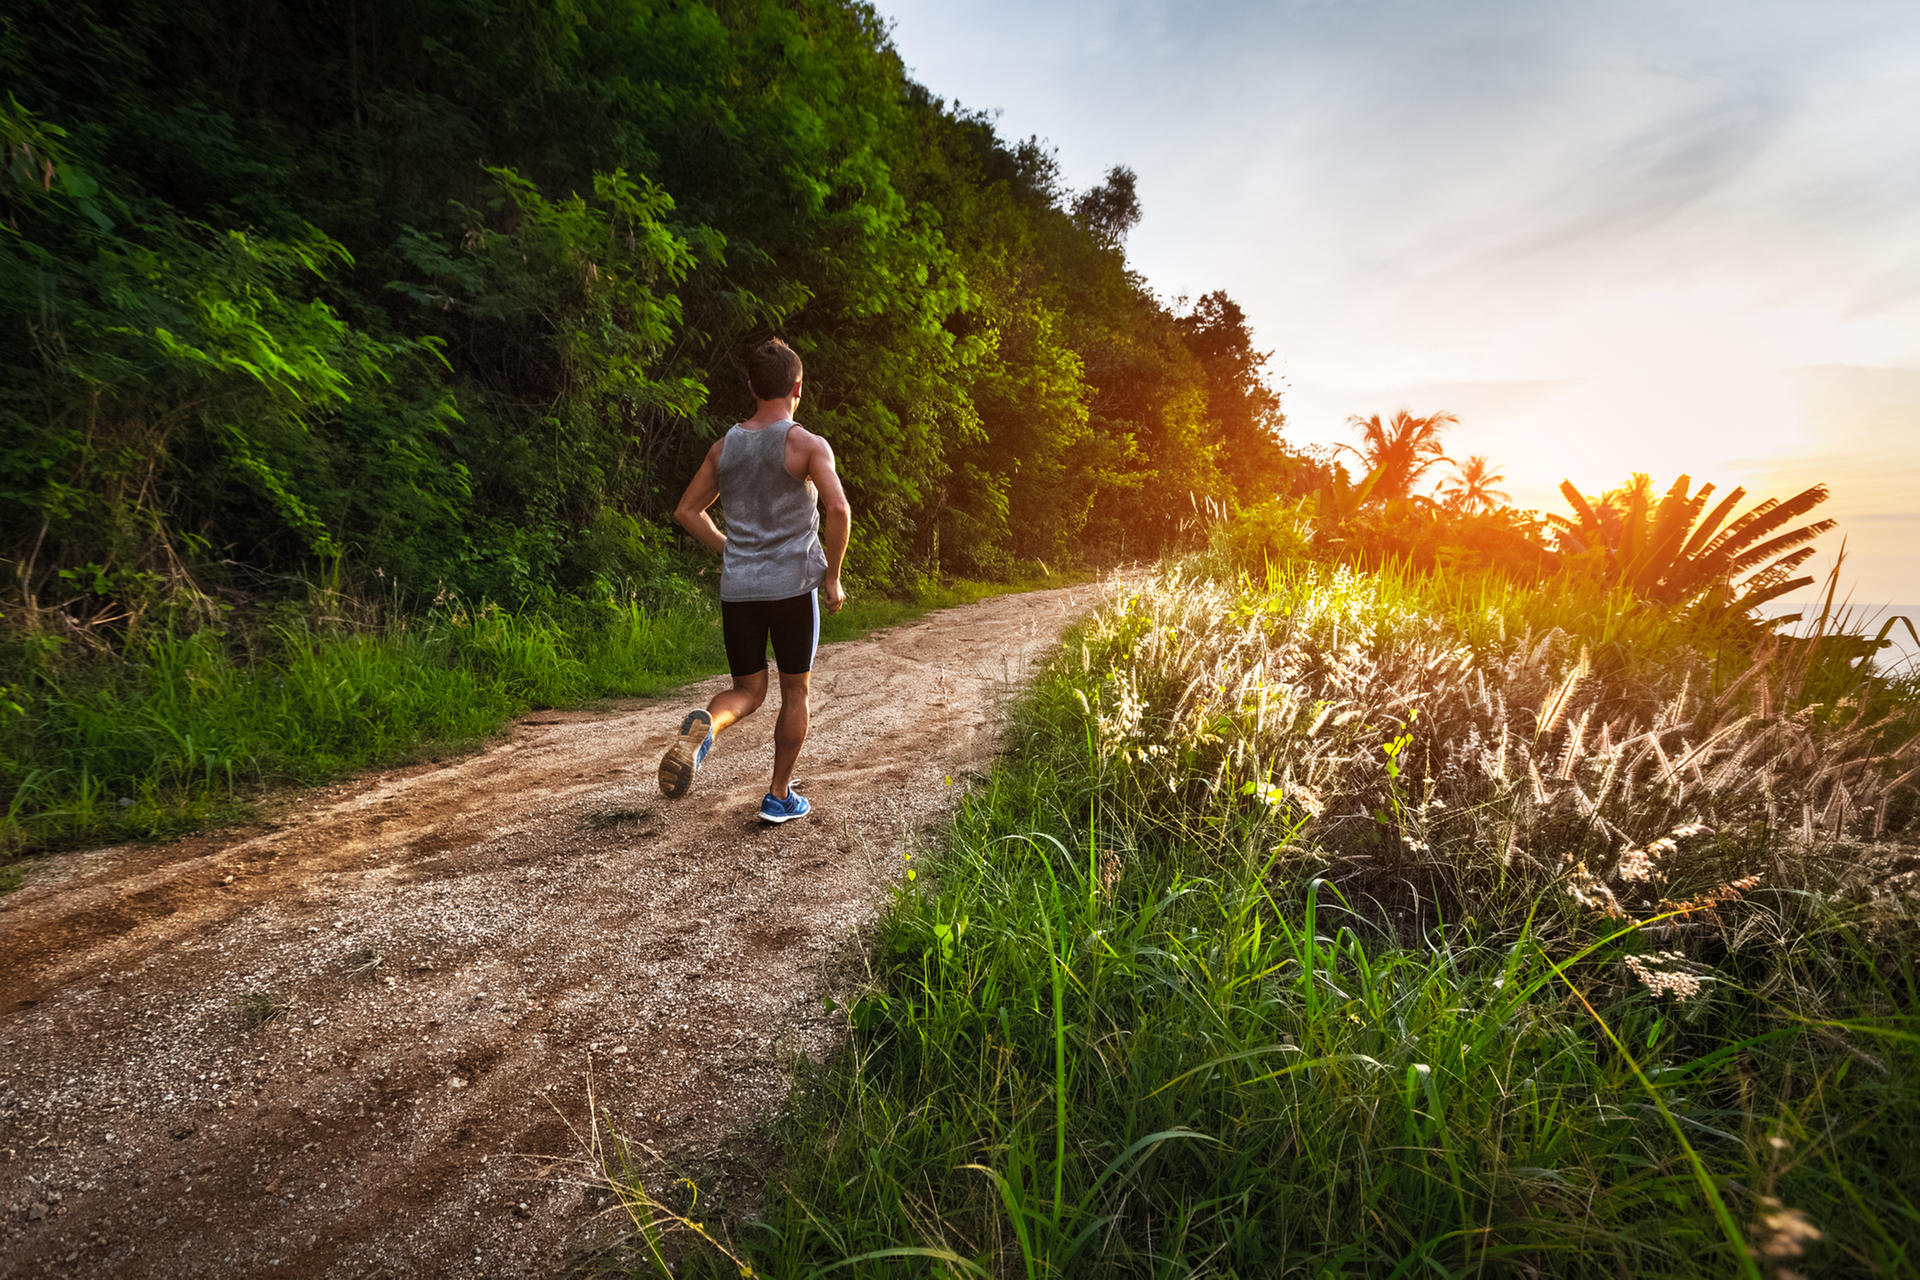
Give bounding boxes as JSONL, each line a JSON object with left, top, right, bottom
{"left": 759, "top": 803, "right": 810, "bottom": 825}
{"left": 657, "top": 710, "right": 711, "bottom": 799}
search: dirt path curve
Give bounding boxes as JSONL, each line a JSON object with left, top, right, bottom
{"left": 0, "top": 584, "right": 1098, "bottom": 1278}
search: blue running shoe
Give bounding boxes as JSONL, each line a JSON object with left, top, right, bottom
{"left": 657, "top": 709, "right": 713, "bottom": 799}
{"left": 758, "top": 788, "right": 812, "bottom": 824}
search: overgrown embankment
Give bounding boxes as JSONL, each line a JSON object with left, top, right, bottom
{"left": 3, "top": 0, "right": 1282, "bottom": 863}
{"left": 636, "top": 562, "right": 1920, "bottom": 1278}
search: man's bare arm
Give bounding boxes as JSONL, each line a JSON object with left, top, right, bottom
{"left": 807, "top": 434, "right": 853, "bottom": 613}
{"left": 673, "top": 440, "right": 727, "bottom": 555}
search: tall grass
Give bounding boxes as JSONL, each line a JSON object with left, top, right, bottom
{"left": 617, "top": 563, "right": 1920, "bottom": 1277}
{"left": 0, "top": 599, "right": 721, "bottom": 852}
{"left": 1069, "top": 562, "right": 1920, "bottom": 930}
{"left": 0, "top": 572, "right": 1073, "bottom": 857}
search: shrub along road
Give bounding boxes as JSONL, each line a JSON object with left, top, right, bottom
{"left": 0, "top": 584, "right": 1098, "bottom": 1278}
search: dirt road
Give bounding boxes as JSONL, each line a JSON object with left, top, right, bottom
{"left": 0, "top": 584, "right": 1096, "bottom": 1278}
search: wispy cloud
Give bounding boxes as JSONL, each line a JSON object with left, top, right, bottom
{"left": 1487, "top": 84, "right": 1790, "bottom": 261}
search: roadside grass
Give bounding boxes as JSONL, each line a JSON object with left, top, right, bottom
{"left": 240, "top": 987, "right": 298, "bottom": 1027}
{"left": 0, "top": 571, "right": 1075, "bottom": 861}
{"left": 581, "top": 803, "right": 662, "bottom": 831}
{"left": 615, "top": 562, "right": 1920, "bottom": 1277}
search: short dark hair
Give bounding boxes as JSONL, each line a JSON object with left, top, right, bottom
{"left": 746, "top": 338, "right": 803, "bottom": 401}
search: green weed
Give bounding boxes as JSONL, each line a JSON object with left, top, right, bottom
{"left": 583, "top": 804, "right": 659, "bottom": 831}
{"left": 241, "top": 988, "right": 298, "bottom": 1027}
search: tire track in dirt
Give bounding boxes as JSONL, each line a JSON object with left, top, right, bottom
{"left": 0, "top": 584, "right": 1098, "bottom": 1278}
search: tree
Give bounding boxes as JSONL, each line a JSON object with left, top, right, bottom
{"left": 1175, "top": 290, "right": 1290, "bottom": 505}
{"left": 1435, "top": 455, "right": 1509, "bottom": 512}
{"left": 1547, "top": 474, "right": 1836, "bottom": 614}
{"left": 1072, "top": 165, "right": 1141, "bottom": 247}
{"left": 1339, "top": 410, "right": 1457, "bottom": 501}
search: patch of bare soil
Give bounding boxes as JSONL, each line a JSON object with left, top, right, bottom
{"left": 0, "top": 585, "right": 1096, "bottom": 1278}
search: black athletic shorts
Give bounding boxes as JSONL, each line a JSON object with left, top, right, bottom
{"left": 720, "top": 590, "right": 820, "bottom": 677}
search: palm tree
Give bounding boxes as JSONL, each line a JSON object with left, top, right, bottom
{"left": 1547, "top": 474, "right": 1835, "bottom": 614}
{"left": 1435, "top": 455, "right": 1510, "bottom": 512}
{"left": 1586, "top": 473, "right": 1656, "bottom": 536}
{"left": 1339, "top": 410, "right": 1457, "bottom": 500}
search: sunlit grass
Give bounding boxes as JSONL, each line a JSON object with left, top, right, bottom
{"left": 0, "top": 600, "right": 719, "bottom": 853}
{"left": 619, "top": 560, "right": 1920, "bottom": 1278}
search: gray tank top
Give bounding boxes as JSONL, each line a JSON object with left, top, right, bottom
{"left": 717, "top": 420, "right": 829, "bottom": 602}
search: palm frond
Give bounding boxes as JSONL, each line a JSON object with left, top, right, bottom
{"left": 1701, "top": 496, "right": 1780, "bottom": 558}
{"left": 1631, "top": 475, "right": 1699, "bottom": 594}
{"left": 1721, "top": 517, "right": 1837, "bottom": 578}
{"left": 1724, "top": 573, "right": 1814, "bottom": 619}
{"left": 1729, "top": 541, "right": 1824, "bottom": 585}
{"left": 1558, "top": 480, "right": 1600, "bottom": 535}
{"left": 1679, "top": 485, "right": 1743, "bottom": 560}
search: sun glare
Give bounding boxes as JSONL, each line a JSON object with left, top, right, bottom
{"left": 1504, "top": 345, "right": 1804, "bottom": 499}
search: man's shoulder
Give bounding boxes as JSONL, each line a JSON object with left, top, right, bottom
{"left": 787, "top": 421, "right": 834, "bottom": 457}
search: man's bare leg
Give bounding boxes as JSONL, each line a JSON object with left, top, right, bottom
{"left": 661, "top": 670, "right": 767, "bottom": 798}
{"left": 707, "top": 670, "right": 768, "bottom": 735}
{"left": 769, "top": 670, "right": 811, "bottom": 799}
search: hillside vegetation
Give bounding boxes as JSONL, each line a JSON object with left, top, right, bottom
{"left": 1, "top": 0, "right": 1287, "bottom": 614}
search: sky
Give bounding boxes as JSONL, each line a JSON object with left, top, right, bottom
{"left": 878, "top": 0, "right": 1920, "bottom": 605}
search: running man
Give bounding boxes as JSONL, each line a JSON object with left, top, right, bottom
{"left": 658, "top": 338, "right": 851, "bottom": 822}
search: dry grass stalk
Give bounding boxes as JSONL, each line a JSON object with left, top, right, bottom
{"left": 1075, "top": 566, "right": 1920, "bottom": 932}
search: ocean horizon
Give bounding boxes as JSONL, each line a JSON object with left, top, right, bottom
{"left": 1756, "top": 600, "right": 1920, "bottom": 674}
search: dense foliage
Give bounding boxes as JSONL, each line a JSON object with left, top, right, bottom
{"left": 0, "top": 0, "right": 1290, "bottom": 629}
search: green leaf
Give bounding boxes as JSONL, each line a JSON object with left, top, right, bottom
{"left": 56, "top": 164, "right": 97, "bottom": 200}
